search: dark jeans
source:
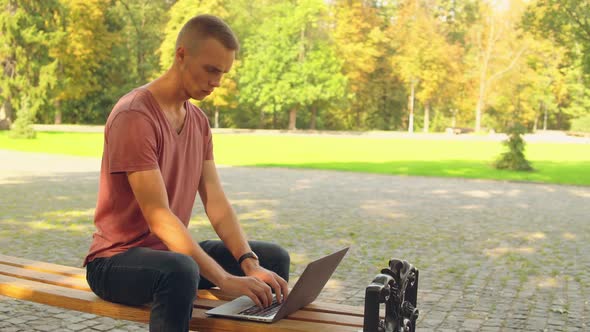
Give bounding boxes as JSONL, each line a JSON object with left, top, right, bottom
{"left": 86, "top": 240, "right": 290, "bottom": 332}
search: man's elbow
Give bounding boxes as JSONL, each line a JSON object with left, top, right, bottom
{"left": 206, "top": 202, "right": 233, "bottom": 227}
{"left": 143, "top": 207, "right": 174, "bottom": 233}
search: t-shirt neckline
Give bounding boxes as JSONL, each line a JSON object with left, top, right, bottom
{"left": 139, "top": 87, "right": 189, "bottom": 138}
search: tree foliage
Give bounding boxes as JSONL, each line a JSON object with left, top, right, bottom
{"left": 523, "top": 0, "right": 590, "bottom": 74}
{"left": 0, "top": 0, "right": 588, "bottom": 134}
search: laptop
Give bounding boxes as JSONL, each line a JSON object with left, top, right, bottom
{"left": 205, "top": 247, "right": 349, "bottom": 323}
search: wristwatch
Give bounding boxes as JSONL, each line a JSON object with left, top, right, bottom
{"left": 237, "top": 251, "right": 259, "bottom": 265}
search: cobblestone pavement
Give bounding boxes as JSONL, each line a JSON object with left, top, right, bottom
{"left": 1, "top": 149, "right": 589, "bottom": 331}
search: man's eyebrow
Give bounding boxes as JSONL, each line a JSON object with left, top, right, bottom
{"left": 207, "top": 65, "right": 228, "bottom": 73}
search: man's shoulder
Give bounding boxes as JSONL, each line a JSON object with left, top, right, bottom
{"left": 107, "top": 89, "right": 157, "bottom": 124}
{"left": 186, "top": 102, "right": 210, "bottom": 126}
{"left": 112, "top": 88, "right": 154, "bottom": 114}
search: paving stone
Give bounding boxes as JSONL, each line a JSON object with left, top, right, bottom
{"left": 30, "top": 324, "right": 61, "bottom": 332}
{"left": 1, "top": 149, "right": 588, "bottom": 331}
{"left": 65, "top": 323, "right": 88, "bottom": 331}
{"left": 90, "top": 324, "right": 116, "bottom": 331}
{"left": 0, "top": 327, "right": 21, "bottom": 332}
{"left": 4, "top": 319, "right": 26, "bottom": 325}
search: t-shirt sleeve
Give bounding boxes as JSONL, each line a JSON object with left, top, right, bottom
{"left": 107, "top": 111, "right": 159, "bottom": 173}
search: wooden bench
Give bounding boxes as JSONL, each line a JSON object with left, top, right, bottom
{"left": 0, "top": 254, "right": 365, "bottom": 331}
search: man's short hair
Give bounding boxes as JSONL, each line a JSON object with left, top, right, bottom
{"left": 176, "top": 15, "right": 239, "bottom": 54}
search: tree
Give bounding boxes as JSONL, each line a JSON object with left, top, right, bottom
{"left": 49, "top": 0, "right": 115, "bottom": 124}
{"left": 523, "top": 0, "right": 590, "bottom": 74}
{"left": 330, "top": 0, "right": 389, "bottom": 129}
{"left": 0, "top": 0, "right": 61, "bottom": 135}
{"left": 490, "top": 36, "right": 565, "bottom": 131}
{"left": 112, "top": 0, "right": 170, "bottom": 85}
{"left": 239, "top": 0, "right": 345, "bottom": 129}
{"left": 466, "top": 0, "right": 527, "bottom": 132}
{"left": 390, "top": 0, "right": 460, "bottom": 133}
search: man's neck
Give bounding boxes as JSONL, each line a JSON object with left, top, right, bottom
{"left": 146, "top": 70, "right": 187, "bottom": 114}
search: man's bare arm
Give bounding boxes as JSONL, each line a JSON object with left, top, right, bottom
{"left": 127, "top": 168, "right": 274, "bottom": 307}
{"left": 198, "top": 160, "right": 289, "bottom": 302}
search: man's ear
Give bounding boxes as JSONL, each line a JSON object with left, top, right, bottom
{"left": 176, "top": 46, "right": 186, "bottom": 62}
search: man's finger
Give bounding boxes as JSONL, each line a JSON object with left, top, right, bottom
{"left": 252, "top": 278, "right": 272, "bottom": 307}
{"left": 260, "top": 281, "right": 273, "bottom": 307}
{"left": 277, "top": 273, "right": 289, "bottom": 299}
{"left": 268, "top": 279, "right": 282, "bottom": 303}
{"left": 246, "top": 290, "right": 263, "bottom": 308}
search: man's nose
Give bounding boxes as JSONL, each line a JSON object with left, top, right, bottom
{"left": 209, "top": 77, "right": 221, "bottom": 87}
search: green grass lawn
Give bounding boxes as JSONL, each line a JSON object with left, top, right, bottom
{"left": 2, "top": 131, "right": 589, "bottom": 186}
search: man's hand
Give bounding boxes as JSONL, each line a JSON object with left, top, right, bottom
{"left": 217, "top": 264, "right": 289, "bottom": 308}
{"left": 242, "top": 263, "right": 289, "bottom": 305}
{"left": 217, "top": 274, "right": 274, "bottom": 308}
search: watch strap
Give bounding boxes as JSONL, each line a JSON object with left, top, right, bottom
{"left": 237, "top": 252, "right": 258, "bottom": 265}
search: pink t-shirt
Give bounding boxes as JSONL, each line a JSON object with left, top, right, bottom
{"left": 84, "top": 88, "right": 213, "bottom": 266}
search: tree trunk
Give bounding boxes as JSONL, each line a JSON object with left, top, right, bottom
{"left": 423, "top": 102, "right": 430, "bottom": 133}
{"left": 451, "top": 108, "right": 456, "bottom": 128}
{"left": 273, "top": 110, "right": 277, "bottom": 128}
{"left": 258, "top": 110, "right": 265, "bottom": 129}
{"left": 214, "top": 107, "right": 219, "bottom": 128}
{"left": 310, "top": 105, "right": 317, "bottom": 130}
{"left": 475, "top": 16, "right": 493, "bottom": 133}
{"left": 475, "top": 79, "right": 485, "bottom": 132}
{"left": 408, "top": 80, "right": 415, "bottom": 133}
{"left": 54, "top": 96, "right": 62, "bottom": 124}
{"left": 543, "top": 102, "right": 548, "bottom": 131}
{"left": 474, "top": 16, "right": 525, "bottom": 133}
{"left": 0, "top": 101, "right": 13, "bottom": 130}
{"left": 288, "top": 108, "right": 297, "bottom": 130}
{"left": 54, "top": 109, "right": 62, "bottom": 124}
{"left": 1, "top": 2, "right": 17, "bottom": 130}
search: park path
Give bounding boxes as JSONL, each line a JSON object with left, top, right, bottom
{"left": 1, "top": 149, "right": 589, "bottom": 331}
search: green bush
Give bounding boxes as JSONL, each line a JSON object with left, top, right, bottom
{"left": 570, "top": 115, "right": 590, "bottom": 133}
{"left": 495, "top": 124, "right": 533, "bottom": 171}
{"left": 9, "top": 98, "right": 37, "bottom": 139}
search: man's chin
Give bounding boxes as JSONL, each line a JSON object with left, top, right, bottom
{"left": 192, "top": 91, "right": 211, "bottom": 101}
{"left": 190, "top": 93, "right": 206, "bottom": 101}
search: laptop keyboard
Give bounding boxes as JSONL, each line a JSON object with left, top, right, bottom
{"left": 238, "top": 299, "right": 282, "bottom": 317}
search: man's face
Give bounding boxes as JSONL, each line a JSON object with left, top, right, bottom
{"left": 179, "top": 37, "right": 235, "bottom": 100}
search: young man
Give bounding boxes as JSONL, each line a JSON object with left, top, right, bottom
{"left": 84, "top": 15, "right": 290, "bottom": 331}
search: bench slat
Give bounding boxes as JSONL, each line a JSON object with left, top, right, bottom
{"left": 0, "top": 258, "right": 365, "bottom": 317}
{"left": 0, "top": 262, "right": 228, "bottom": 302}
{"left": 0, "top": 254, "right": 85, "bottom": 279}
{"left": 0, "top": 274, "right": 151, "bottom": 322}
{"left": 0, "top": 263, "right": 90, "bottom": 290}
{"left": 0, "top": 274, "right": 360, "bottom": 331}
{"left": 0, "top": 260, "right": 364, "bottom": 329}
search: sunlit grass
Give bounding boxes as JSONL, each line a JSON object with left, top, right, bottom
{"left": 0, "top": 131, "right": 103, "bottom": 157}
{"left": 1, "top": 131, "right": 589, "bottom": 185}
